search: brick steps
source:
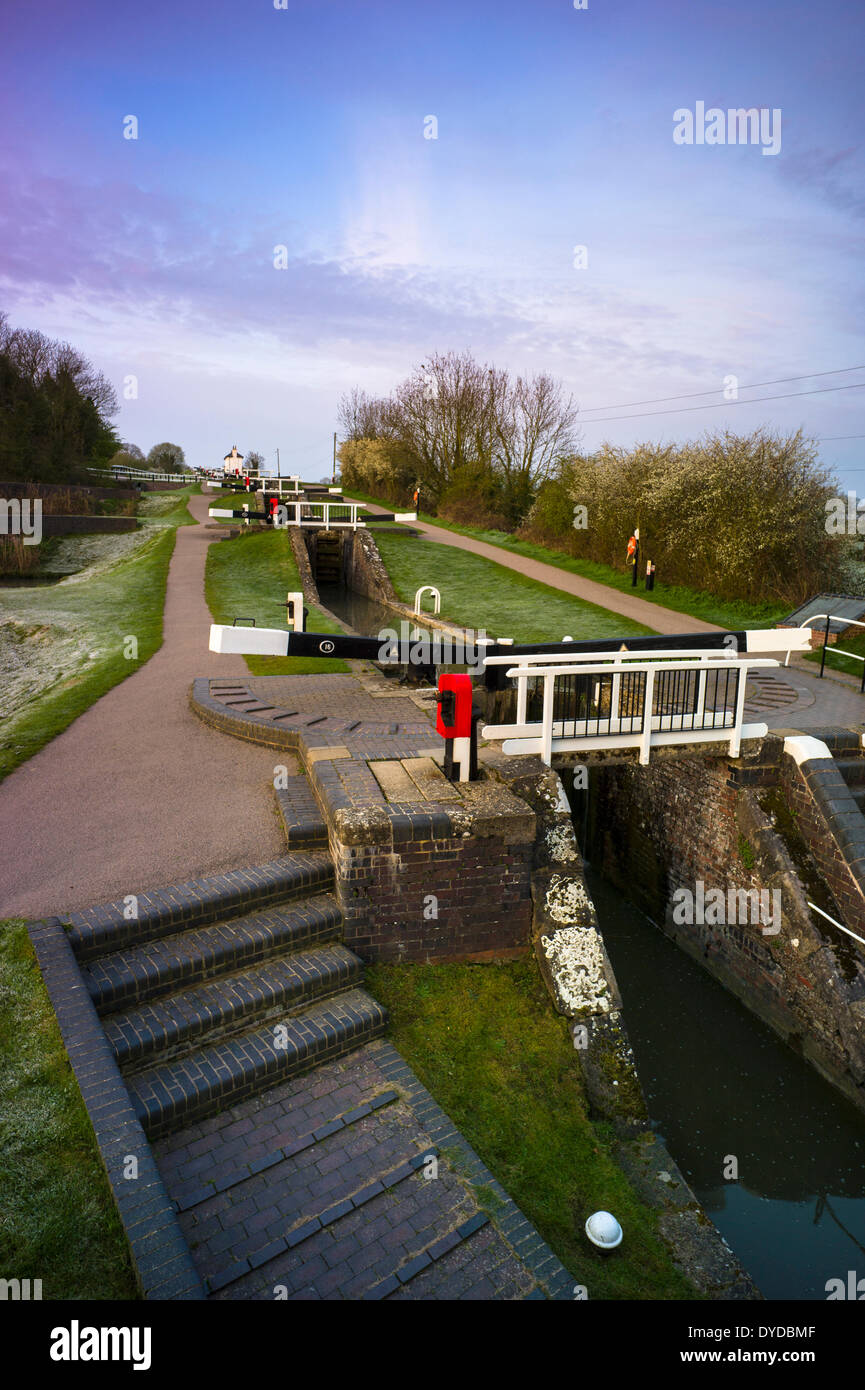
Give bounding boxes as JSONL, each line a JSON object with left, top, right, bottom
{"left": 834, "top": 755, "right": 865, "bottom": 789}
{"left": 830, "top": 753, "right": 865, "bottom": 814}
{"left": 82, "top": 895, "right": 344, "bottom": 1015}
{"left": 171, "top": 1088, "right": 401, "bottom": 1213}
{"left": 64, "top": 853, "right": 334, "bottom": 962}
{"left": 274, "top": 776, "right": 328, "bottom": 849}
{"left": 104, "top": 941, "right": 363, "bottom": 1072}
{"left": 128, "top": 988, "right": 388, "bottom": 1139}
{"left": 204, "top": 1147, "right": 442, "bottom": 1293}
{"left": 364, "top": 1212, "right": 491, "bottom": 1300}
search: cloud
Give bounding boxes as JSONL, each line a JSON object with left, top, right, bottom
{"left": 0, "top": 162, "right": 701, "bottom": 384}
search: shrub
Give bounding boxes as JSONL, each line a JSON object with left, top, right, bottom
{"left": 519, "top": 428, "right": 842, "bottom": 605}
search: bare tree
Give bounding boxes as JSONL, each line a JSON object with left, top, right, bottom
{"left": 337, "top": 387, "right": 391, "bottom": 441}
{"left": 491, "top": 371, "right": 580, "bottom": 502}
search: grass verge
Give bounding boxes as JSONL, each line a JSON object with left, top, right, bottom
{"left": 370, "top": 529, "right": 654, "bottom": 645}
{"left": 204, "top": 528, "right": 350, "bottom": 674}
{"left": 0, "top": 488, "right": 197, "bottom": 783}
{"left": 0, "top": 922, "right": 138, "bottom": 1299}
{"left": 345, "top": 489, "right": 789, "bottom": 633}
{"left": 803, "top": 630, "right": 865, "bottom": 681}
{"left": 366, "top": 958, "right": 695, "bottom": 1299}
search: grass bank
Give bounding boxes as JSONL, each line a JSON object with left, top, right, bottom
{"left": 371, "top": 529, "right": 653, "bottom": 645}
{"left": 345, "top": 489, "right": 789, "bottom": 633}
{"left": 803, "top": 630, "right": 865, "bottom": 680}
{"left": 204, "top": 528, "right": 350, "bottom": 674}
{"left": 0, "top": 487, "right": 197, "bottom": 783}
{"left": 366, "top": 958, "right": 695, "bottom": 1299}
{"left": 0, "top": 922, "right": 138, "bottom": 1299}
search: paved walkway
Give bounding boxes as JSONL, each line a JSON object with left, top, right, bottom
{"left": 0, "top": 494, "right": 287, "bottom": 921}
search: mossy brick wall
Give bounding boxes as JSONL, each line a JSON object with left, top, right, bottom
{"left": 332, "top": 834, "right": 533, "bottom": 963}
{"left": 346, "top": 528, "right": 399, "bottom": 604}
{"left": 586, "top": 755, "right": 787, "bottom": 1022}
{"left": 585, "top": 752, "right": 865, "bottom": 1108}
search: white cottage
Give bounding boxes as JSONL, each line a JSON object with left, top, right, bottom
{"left": 223, "top": 445, "right": 244, "bottom": 477}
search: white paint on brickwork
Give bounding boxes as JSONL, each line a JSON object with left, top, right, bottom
{"left": 783, "top": 735, "right": 832, "bottom": 766}
{"left": 545, "top": 822, "right": 578, "bottom": 861}
{"left": 541, "top": 923, "right": 611, "bottom": 1015}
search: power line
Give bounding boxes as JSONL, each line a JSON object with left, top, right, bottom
{"left": 581, "top": 365, "right": 865, "bottom": 417}
{"left": 578, "top": 380, "right": 865, "bottom": 425}
{"left": 819, "top": 434, "right": 865, "bottom": 442}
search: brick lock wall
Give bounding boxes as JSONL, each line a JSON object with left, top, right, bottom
{"left": 779, "top": 759, "right": 865, "bottom": 939}
{"left": 332, "top": 833, "right": 533, "bottom": 963}
{"left": 588, "top": 756, "right": 787, "bottom": 1025}
{"left": 586, "top": 752, "right": 865, "bottom": 1106}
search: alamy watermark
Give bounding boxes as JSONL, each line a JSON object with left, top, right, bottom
{"left": 673, "top": 102, "right": 781, "bottom": 156}
{"left": 0, "top": 1277, "right": 42, "bottom": 1300}
{"left": 0, "top": 497, "right": 42, "bottom": 545}
{"left": 377, "top": 622, "right": 489, "bottom": 673}
{"left": 672, "top": 880, "right": 782, "bottom": 935}
{"left": 825, "top": 492, "right": 865, "bottom": 535}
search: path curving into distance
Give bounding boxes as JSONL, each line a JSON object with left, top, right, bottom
{"left": 349, "top": 501, "right": 723, "bottom": 635}
{"left": 0, "top": 493, "right": 287, "bottom": 920}
{"left": 350, "top": 500, "right": 865, "bottom": 725}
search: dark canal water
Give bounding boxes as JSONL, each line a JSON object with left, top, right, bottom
{"left": 316, "top": 584, "right": 419, "bottom": 639}
{"left": 585, "top": 866, "right": 865, "bottom": 1300}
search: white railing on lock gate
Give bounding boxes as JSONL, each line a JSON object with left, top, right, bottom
{"left": 480, "top": 648, "right": 781, "bottom": 766}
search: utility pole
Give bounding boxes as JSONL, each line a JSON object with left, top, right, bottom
{"left": 332, "top": 431, "right": 337, "bottom": 485}
{"left": 276, "top": 448, "right": 280, "bottom": 480}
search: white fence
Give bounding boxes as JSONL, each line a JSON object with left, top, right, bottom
{"left": 481, "top": 629, "right": 812, "bottom": 766}
{"left": 208, "top": 500, "right": 417, "bottom": 529}
{"left": 785, "top": 613, "right": 865, "bottom": 691}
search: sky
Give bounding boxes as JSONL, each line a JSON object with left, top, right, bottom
{"left": 0, "top": 0, "right": 863, "bottom": 483}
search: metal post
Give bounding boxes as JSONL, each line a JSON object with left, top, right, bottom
{"left": 729, "top": 661, "right": 749, "bottom": 759}
{"left": 820, "top": 614, "right": 830, "bottom": 678}
{"left": 541, "top": 673, "right": 554, "bottom": 766}
{"left": 516, "top": 674, "right": 527, "bottom": 726}
{"left": 694, "top": 657, "right": 707, "bottom": 730}
{"left": 639, "top": 666, "right": 655, "bottom": 765}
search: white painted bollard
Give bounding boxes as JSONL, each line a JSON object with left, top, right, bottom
{"left": 286, "top": 591, "right": 305, "bottom": 631}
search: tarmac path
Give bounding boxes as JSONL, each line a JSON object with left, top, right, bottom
{"left": 0, "top": 493, "right": 288, "bottom": 920}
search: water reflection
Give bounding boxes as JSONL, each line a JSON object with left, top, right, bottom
{"left": 317, "top": 584, "right": 432, "bottom": 641}
{"left": 585, "top": 866, "right": 865, "bottom": 1300}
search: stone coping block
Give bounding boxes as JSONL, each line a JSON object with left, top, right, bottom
{"left": 26, "top": 918, "right": 206, "bottom": 1301}
{"left": 313, "top": 755, "right": 535, "bottom": 849}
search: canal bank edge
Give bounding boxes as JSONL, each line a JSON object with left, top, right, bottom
{"left": 482, "top": 749, "right": 762, "bottom": 1301}
{"left": 584, "top": 729, "right": 865, "bottom": 1116}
